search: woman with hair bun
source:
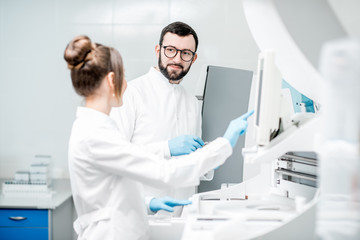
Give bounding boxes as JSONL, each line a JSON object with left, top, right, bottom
{"left": 65, "top": 35, "right": 253, "bottom": 240}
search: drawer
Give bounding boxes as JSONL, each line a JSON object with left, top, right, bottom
{"left": 0, "top": 209, "right": 48, "bottom": 227}
{"left": 0, "top": 227, "right": 48, "bottom": 240}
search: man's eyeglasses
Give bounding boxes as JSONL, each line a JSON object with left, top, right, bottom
{"left": 161, "top": 45, "right": 195, "bottom": 62}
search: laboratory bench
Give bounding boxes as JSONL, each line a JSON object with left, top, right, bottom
{"left": 0, "top": 179, "right": 75, "bottom": 240}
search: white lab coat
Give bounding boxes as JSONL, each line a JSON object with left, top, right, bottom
{"left": 110, "top": 67, "right": 212, "bottom": 215}
{"left": 69, "top": 107, "right": 232, "bottom": 240}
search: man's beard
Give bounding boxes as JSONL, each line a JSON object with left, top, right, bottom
{"left": 158, "top": 55, "right": 192, "bottom": 82}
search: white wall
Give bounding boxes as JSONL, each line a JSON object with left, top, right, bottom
{"left": 328, "top": 0, "right": 360, "bottom": 39}
{"left": 0, "top": 0, "right": 259, "bottom": 178}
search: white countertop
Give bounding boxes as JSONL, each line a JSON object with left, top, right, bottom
{"left": 0, "top": 179, "right": 72, "bottom": 209}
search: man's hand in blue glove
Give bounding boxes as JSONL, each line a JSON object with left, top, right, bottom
{"left": 149, "top": 196, "right": 192, "bottom": 213}
{"left": 223, "top": 110, "right": 254, "bottom": 148}
{"left": 168, "top": 135, "right": 205, "bottom": 156}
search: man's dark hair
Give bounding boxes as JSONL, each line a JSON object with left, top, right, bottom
{"left": 159, "top": 21, "right": 199, "bottom": 52}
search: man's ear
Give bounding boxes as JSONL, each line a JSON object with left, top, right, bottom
{"left": 192, "top": 53, "right": 198, "bottom": 64}
{"left": 155, "top": 44, "right": 161, "bottom": 59}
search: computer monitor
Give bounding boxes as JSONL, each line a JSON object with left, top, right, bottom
{"left": 254, "top": 50, "right": 282, "bottom": 146}
{"left": 199, "top": 65, "right": 253, "bottom": 192}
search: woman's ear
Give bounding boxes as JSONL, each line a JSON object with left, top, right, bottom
{"left": 106, "top": 72, "right": 115, "bottom": 91}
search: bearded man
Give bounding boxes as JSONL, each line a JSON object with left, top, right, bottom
{"left": 111, "top": 22, "right": 212, "bottom": 217}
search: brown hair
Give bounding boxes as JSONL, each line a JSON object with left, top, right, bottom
{"left": 64, "top": 35, "right": 124, "bottom": 98}
{"left": 159, "top": 22, "right": 198, "bottom": 51}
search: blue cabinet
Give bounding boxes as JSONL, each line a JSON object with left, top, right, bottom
{"left": 0, "top": 179, "right": 74, "bottom": 240}
{"left": 0, "top": 209, "right": 49, "bottom": 240}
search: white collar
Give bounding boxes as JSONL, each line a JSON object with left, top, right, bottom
{"left": 76, "top": 107, "right": 113, "bottom": 124}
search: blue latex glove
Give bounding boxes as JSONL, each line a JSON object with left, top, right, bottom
{"left": 168, "top": 135, "right": 205, "bottom": 156}
{"left": 223, "top": 110, "right": 254, "bottom": 148}
{"left": 149, "top": 196, "right": 192, "bottom": 213}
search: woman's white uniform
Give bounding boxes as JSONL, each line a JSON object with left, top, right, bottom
{"left": 68, "top": 107, "right": 232, "bottom": 240}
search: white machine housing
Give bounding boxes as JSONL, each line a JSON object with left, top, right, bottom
{"left": 253, "top": 50, "right": 282, "bottom": 147}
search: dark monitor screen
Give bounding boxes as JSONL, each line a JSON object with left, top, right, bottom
{"left": 199, "top": 65, "right": 253, "bottom": 192}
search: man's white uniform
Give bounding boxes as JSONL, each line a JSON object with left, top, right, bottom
{"left": 111, "top": 67, "right": 212, "bottom": 215}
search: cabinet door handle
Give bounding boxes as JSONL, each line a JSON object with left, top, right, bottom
{"left": 9, "top": 216, "right": 27, "bottom": 221}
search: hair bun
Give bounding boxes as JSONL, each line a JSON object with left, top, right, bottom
{"left": 64, "top": 35, "right": 95, "bottom": 70}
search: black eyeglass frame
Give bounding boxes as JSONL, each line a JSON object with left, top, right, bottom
{"left": 161, "top": 45, "right": 196, "bottom": 62}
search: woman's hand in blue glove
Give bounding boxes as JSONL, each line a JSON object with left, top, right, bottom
{"left": 223, "top": 110, "right": 254, "bottom": 148}
{"left": 168, "top": 135, "right": 205, "bottom": 156}
{"left": 149, "top": 196, "right": 192, "bottom": 212}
